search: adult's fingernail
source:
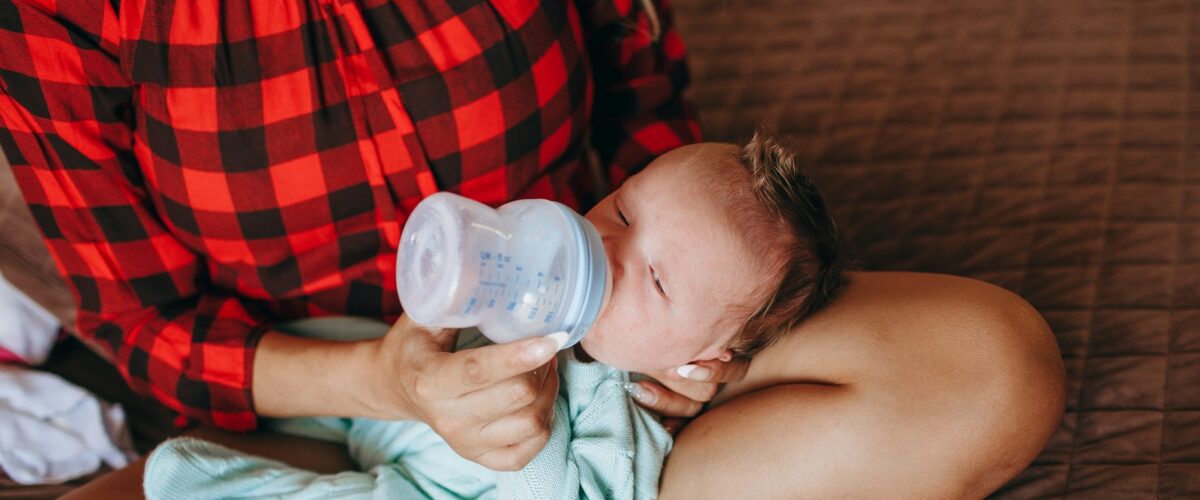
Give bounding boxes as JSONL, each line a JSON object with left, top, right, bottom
{"left": 676, "top": 364, "right": 712, "bottom": 381}
{"left": 546, "top": 332, "right": 569, "bottom": 350}
{"left": 524, "top": 340, "right": 553, "bottom": 362}
{"left": 622, "top": 382, "right": 657, "bottom": 405}
{"left": 524, "top": 332, "right": 567, "bottom": 362}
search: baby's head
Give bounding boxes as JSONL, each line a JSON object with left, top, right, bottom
{"left": 580, "top": 130, "right": 845, "bottom": 372}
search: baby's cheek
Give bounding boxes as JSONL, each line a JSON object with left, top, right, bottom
{"left": 581, "top": 324, "right": 660, "bottom": 371}
{"left": 581, "top": 308, "right": 696, "bottom": 370}
{"left": 621, "top": 335, "right": 693, "bottom": 372}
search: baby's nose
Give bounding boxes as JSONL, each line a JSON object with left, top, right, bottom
{"left": 600, "top": 235, "right": 623, "bottom": 284}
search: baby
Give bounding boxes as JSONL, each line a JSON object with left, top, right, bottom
{"left": 579, "top": 130, "right": 843, "bottom": 372}
{"left": 142, "top": 130, "right": 845, "bottom": 499}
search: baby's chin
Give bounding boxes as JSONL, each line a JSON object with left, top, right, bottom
{"left": 578, "top": 335, "right": 663, "bottom": 373}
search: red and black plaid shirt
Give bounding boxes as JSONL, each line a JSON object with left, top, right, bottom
{"left": 0, "top": 0, "right": 699, "bottom": 430}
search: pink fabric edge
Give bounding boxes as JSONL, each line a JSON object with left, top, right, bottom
{"left": 0, "top": 346, "right": 26, "bottom": 365}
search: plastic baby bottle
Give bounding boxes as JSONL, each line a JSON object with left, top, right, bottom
{"left": 395, "top": 192, "right": 611, "bottom": 349}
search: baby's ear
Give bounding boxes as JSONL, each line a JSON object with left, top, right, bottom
{"left": 698, "top": 344, "right": 735, "bottom": 363}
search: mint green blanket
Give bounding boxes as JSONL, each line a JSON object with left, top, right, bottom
{"left": 143, "top": 346, "right": 672, "bottom": 499}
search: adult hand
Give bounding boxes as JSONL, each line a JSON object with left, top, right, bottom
{"left": 625, "top": 358, "right": 750, "bottom": 434}
{"left": 362, "top": 314, "right": 564, "bottom": 471}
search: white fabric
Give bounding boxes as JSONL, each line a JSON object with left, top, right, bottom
{"left": 0, "top": 269, "right": 59, "bottom": 365}
{"left": 0, "top": 365, "right": 137, "bottom": 484}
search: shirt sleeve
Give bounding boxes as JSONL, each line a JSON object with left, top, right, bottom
{"left": 578, "top": 0, "right": 703, "bottom": 189}
{"left": 0, "top": 0, "right": 267, "bottom": 431}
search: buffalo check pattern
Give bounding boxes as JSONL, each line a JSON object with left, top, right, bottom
{"left": 0, "top": 0, "right": 699, "bottom": 430}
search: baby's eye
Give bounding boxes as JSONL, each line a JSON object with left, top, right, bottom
{"left": 651, "top": 267, "right": 666, "bottom": 296}
{"left": 617, "top": 206, "right": 629, "bottom": 226}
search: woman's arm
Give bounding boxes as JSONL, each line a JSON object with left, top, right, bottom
{"left": 0, "top": 0, "right": 276, "bottom": 430}
{"left": 1, "top": 3, "right": 567, "bottom": 473}
{"left": 576, "top": 0, "right": 703, "bottom": 195}
{"left": 0, "top": 0, "right": 402, "bottom": 429}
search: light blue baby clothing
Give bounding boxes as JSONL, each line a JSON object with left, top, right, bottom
{"left": 142, "top": 320, "right": 672, "bottom": 499}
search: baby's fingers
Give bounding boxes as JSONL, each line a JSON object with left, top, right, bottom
{"left": 623, "top": 381, "right": 704, "bottom": 418}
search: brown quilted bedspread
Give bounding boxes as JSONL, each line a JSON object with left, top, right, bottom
{"left": 672, "top": 0, "right": 1199, "bottom": 497}
{"left": 0, "top": 0, "right": 1196, "bottom": 498}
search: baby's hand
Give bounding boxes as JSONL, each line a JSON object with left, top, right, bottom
{"left": 624, "top": 359, "right": 750, "bottom": 434}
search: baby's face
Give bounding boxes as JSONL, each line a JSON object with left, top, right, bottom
{"left": 580, "top": 143, "right": 775, "bottom": 373}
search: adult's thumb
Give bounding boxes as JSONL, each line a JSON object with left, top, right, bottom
{"left": 426, "top": 326, "right": 460, "bottom": 352}
{"left": 397, "top": 313, "right": 460, "bottom": 352}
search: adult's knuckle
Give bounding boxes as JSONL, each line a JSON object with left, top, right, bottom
{"left": 522, "top": 411, "right": 552, "bottom": 439}
{"left": 435, "top": 410, "right": 474, "bottom": 438}
{"left": 512, "top": 416, "right": 540, "bottom": 440}
{"left": 479, "top": 455, "right": 504, "bottom": 471}
{"left": 534, "top": 422, "right": 551, "bottom": 442}
{"left": 504, "top": 383, "right": 532, "bottom": 407}
{"left": 528, "top": 426, "right": 551, "bottom": 450}
{"left": 413, "top": 374, "right": 439, "bottom": 400}
{"left": 535, "top": 405, "right": 554, "bottom": 429}
{"left": 426, "top": 413, "right": 449, "bottom": 435}
{"left": 442, "top": 409, "right": 466, "bottom": 429}
{"left": 492, "top": 452, "right": 526, "bottom": 472}
{"left": 449, "top": 443, "right": 481, "bottom": 465}
{"left": 463, "top": 353, "right": 488, "bottom": 386}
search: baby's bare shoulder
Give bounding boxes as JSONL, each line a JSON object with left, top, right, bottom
{"left": 743, "top": 270, "right": 1053, "bottom": 383}
{"left": 691, "top": 271, "right": 1064, "bottom": 498}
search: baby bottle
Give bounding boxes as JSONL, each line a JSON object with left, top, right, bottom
{"left": 395, "top": 192, "right": 611, "bottom": 349}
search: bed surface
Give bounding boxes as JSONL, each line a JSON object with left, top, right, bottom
{"left": 673, "top": 0, "right": 1199, "bottom": 496}
{"left": 0, "top": 0, "right": 1197, "bottom": 497}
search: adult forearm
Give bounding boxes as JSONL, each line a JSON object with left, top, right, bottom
{"left": 251, "top": 331, "right": 406, "bottom": 420}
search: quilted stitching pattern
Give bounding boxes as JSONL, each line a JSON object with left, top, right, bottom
{"left": 0, "top": 156, "right": 74, "bottom": 326}
{"left": 674, "top": 0, "right": 1199, "bottom": 497}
